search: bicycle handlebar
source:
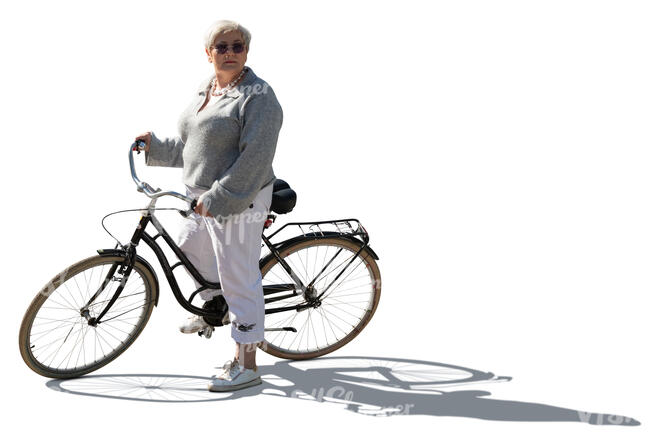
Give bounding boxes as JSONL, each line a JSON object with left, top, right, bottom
{"left": 130, "top": 141, "right": 197, "bottom": 214}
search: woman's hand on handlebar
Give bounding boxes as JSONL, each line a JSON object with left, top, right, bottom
{"left": 131, "top": 132, "right": 208, "bottom": 216}
{"left": 194, "top": 200, "right": 213, "bottom": 217}
{"left": 134, "top": 132, "right": 151, "bottom": 152}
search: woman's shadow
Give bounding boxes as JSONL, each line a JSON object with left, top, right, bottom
{"left": 46, "top": 355, "right": 640, "bottom": 425}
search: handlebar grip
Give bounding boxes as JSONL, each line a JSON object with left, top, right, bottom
{"left": 133, "top": 140, "right": 146, "bottom": 153}
{"left": 179, "top": 199, "right": 198, "bottom": 218}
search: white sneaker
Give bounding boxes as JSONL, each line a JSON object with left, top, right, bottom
{"left": 208, "top": 359, "right": 262, "bottom": 392}
{"left": 179, "top": 315, "right": 210, "bottom": 334}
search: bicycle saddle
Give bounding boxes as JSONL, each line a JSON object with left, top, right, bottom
{"left": 270, "top": 179, "right": 297, "bottom": 214}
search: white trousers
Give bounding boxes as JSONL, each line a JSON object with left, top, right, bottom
{"left": 176, "top": 182, "right": 274, "bottom": 344}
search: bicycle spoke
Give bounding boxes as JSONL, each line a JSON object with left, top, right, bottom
{"left": 35, "top": 320, "right": 84, "bottom": 363}
{"left": 318, "top": 306, "right": 342, "bottom": 343}
{"left": 318, "top": 305, "right": 352, "bottom": 336}
{"left": 42, "top": 291, "right": 79, "bottom": 313}
{"left": 323, "top": 301, "right": 364, "bottom": 322}
{"left": 319, "top": 258, "right": 366, "bottom": 301}
{"left": 30, "top": 319, "right": 81, "bottom": 342}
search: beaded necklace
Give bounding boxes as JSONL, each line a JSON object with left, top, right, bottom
{"left": 211, "top": 67, "right": 248, "bottom": 96}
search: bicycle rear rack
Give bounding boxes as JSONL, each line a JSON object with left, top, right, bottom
{"left": 265, "top": 218, "right": 369, "bottom": 246}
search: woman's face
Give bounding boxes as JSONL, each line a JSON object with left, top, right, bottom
{"left": 205, "top": 31, "right": 248, "bottom": 75}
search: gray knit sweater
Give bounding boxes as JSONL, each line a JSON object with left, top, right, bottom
{"left": 145, "top": 66, "right": 282, "bottom": 218}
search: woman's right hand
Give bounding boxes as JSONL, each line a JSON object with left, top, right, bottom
{"left": 134, "top": 132, "right": 152, "bottom": 152}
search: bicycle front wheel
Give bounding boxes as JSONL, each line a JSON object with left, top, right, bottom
{"left": 260, "top": 236, "right": 381, "bottom": 360}
{"left": 19, "top": 254, "right": 157, "bottom": 379}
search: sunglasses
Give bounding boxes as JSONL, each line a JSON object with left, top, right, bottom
{"left": 212, "top": 42, "right": 246, "bottom": 54}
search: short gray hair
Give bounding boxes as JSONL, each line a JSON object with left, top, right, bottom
{"left": 204, "top": 20, "right": 251, "bottom": 50}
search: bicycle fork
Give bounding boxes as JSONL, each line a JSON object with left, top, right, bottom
{"left": 80, "top": 246, "right": 137, "bottom": 327}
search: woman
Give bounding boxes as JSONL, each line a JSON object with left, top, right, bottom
{"left": 135, "top": 20, "right": 283, "bottom": 392}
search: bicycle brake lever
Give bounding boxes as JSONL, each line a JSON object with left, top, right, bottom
{"left": 179, "top": 198, "right": 198, "bottom": 218}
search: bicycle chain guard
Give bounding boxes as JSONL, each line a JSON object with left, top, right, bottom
{"left": 202, "top": 296, "right": 230, "bottom": 327}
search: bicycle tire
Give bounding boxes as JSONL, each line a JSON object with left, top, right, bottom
{"left": 19, "top": 254, "right": 157, "bottom": 379}
{"left": 259, "top": 236, "right": 381, "bottom": 360}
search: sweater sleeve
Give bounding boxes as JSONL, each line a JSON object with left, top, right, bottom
{"left": 145, "top": 131, "right": 185, "bottom": 168}
{"left": 198, "top": 88, "right": 283, "bottom": 218}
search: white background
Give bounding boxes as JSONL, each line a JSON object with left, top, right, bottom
{"left": 1, "top": 0, "right": 648, "bottom": 441}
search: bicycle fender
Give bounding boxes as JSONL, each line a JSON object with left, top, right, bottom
{"left": 96, "top": 249, "right": 160, "bottom": 306}
{"left": 260, "top": 233, "right": 379, "bottom": 269}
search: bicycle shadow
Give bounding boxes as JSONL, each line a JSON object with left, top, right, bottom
{"left": 45, "top": 355, "right": 640, "bottom": 425}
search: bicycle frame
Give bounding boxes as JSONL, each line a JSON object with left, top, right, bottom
{"left": 88, "top": 208, "right": 377, "bottom": 328}
{"left": 84, "top": 144, "right": 377, "bottom": 327}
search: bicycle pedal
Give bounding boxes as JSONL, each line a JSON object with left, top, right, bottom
{"left": 197, "top": 326, "right": 214, "bottom": 339}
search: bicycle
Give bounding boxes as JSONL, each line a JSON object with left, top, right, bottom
{"left": 19, "top": 141, "right": 382, "bottom": 379}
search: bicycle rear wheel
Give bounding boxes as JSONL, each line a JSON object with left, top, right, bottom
{"left": 19, "top": 254, "right": 157, "bottom": 379}
{"left": 260, "top": 237, "right": 381, "bottom": 360}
